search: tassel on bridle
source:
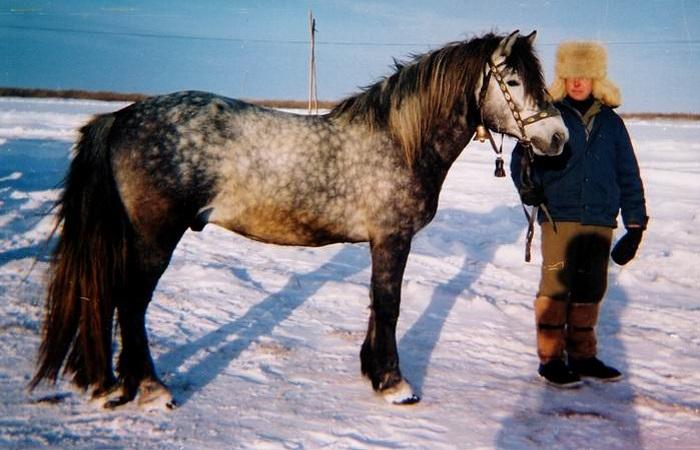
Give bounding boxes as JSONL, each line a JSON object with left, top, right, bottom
{"left": 494, "top": 134, "right": 506, "bottom": 178}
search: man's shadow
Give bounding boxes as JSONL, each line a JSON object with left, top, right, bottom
{"left": 495, "top": 233, "right": 641, "bottom": 448}
{"left": 399, "top": 205, "right": 522, "bottom": 396}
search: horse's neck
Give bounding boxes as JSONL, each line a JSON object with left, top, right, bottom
{"left": 419, "top": 114, "right": 475, "bottom": 176}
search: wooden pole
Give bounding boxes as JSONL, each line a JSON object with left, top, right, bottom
{"left": 308, "top": 10, "right": 318, "bottom": 113}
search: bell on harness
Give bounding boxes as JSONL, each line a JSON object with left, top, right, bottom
{"left": 472, "top": 125, "right": 506, "bottom": 178}
{"left": 473, "top": 125, "right": 490, "bottom": 143}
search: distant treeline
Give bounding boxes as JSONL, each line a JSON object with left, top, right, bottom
{"left": 1, "top": 87, "right": 697, "bottom": 120}
{"left": 0, "top": 87, "right": 337, "bottom": 110}
{"left": 616, "top": 112, "right": 700, "bottom": 121}
{"left": 0, "top": 87, "right": 148, "bottom": 102}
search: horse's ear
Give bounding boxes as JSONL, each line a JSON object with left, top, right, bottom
{"left": 526, "top": 30, "right": 537, "bottom": 46}
{"left": 498, "top": 30, "right": 520, "bottom": 58}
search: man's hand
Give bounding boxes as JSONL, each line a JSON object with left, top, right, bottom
{"left": 519, "top": 184, "right": 546, "bottom": 206}
{"left": 611, "top": 227, "right": 644, "bottom": 265}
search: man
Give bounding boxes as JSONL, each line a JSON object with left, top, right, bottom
{"left": 511, "top": 41, "right": 648, "bottom": 388}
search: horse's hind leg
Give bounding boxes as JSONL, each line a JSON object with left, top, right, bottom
{"left": 106, "top": 227, "right": 185, "bottom": 409}
{"left": 361, "top": 233, "right": 419, "bottom": 404}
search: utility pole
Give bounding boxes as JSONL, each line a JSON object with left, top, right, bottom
{"left": 308, "top": 9, "right": 318, "bottom": 113}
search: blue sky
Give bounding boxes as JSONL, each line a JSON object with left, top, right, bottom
{"left": 1, "top": 0, "right": 698, "bottom": 112}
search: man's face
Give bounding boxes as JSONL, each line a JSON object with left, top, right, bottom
{"left": 565, "top": 77, "right": 593, "bottom": 101}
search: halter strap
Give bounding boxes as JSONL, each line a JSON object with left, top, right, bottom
{"left": 485, "top": 60, "right": 561, "bottom": 146}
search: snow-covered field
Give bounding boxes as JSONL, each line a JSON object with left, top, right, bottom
{"left": 1, "top": 97, "right": 699, "bottom": 449}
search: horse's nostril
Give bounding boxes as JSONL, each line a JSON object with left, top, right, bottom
{"left": 551, "top": 132, "right": 563, "bottom": 147}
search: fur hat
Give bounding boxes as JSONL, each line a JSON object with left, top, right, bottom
{"left": 549, "top": 41, "right": 621, "bottom": 107}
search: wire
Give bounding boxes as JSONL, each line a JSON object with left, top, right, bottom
{"left": 4, "top": 24, "right": 699, "bottom": 48}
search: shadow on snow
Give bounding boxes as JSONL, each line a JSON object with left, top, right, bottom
{"left": 155, "top": 244, "right": 370, "bottom": 405}
{"left": 494, "top": 256, "right": 641, "bottom": 448}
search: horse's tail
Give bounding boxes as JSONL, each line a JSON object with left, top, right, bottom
{"left": 30, "top": 113, "right": 129, "bottom": 391}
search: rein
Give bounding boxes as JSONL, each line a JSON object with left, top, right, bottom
{"left": 473, "top": 59, "right": 560, "bottom": 261}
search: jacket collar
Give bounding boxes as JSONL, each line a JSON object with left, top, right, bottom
{"left": 560, "top": 97, "right": 603, "bottom": 125}
{"left": 557, "top": 98, "right": 606, "bottom": 141}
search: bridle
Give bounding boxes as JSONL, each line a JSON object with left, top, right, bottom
{"left": 474, "top": 58, "right": 560, "bottom": 261}
{"left": 476, "top": 59, "right": 560, "bottom": 153}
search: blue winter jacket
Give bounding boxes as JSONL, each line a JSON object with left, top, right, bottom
{"left": 511, "top": 99, "right": 647, "bottom": 228}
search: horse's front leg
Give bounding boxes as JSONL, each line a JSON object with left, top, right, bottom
{"left": 361, "top": 233, "right": 419, "bottom": 405}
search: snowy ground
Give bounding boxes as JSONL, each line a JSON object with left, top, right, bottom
{"left": 1, "top": 97, "right": 699, "bottom": 449}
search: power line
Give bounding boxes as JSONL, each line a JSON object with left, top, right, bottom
{"left": 1, "top": 24, "right": 422, "bottom": 47}
{"left": 3, "top": 24, "right": 699, "bottom": 48}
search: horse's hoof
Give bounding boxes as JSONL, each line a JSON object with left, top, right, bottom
{"left": 103, "top": 396, "right": 132, "bottom": 409}
{"left": 137, "top": 378, "right": 175, "bottom": 411}
{"left": 380, "top": 379, "right": 420, "bottom": 405}
{"left": 91, "top": 384, "right": 129, "bottom": 409}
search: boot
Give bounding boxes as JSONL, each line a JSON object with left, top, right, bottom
{"left": 538, "top": 359, "right": 582, "bottom": 388}
{"left": 569, "top": 357, "right": 622, "bottom": 381}
{"left": 566, "top": 302, "right": 599, "bottom": 360}
{"left": 535, "top": 296, "right": 581, "bottom": 387}
{"left": 535, "top": 296, "right": 567, "bottom": 362}
{"left": 566, "top": 302, "right": 622, "bottom": 381}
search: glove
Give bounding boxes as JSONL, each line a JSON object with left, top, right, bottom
{"left": 518, "top": 183, "right": 546, "bottom": 206}
{"left": 611, "top": 227, "right": 644, "bottom": 265}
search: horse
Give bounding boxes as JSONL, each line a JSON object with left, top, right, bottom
{"left": 30, "top": 30, "right": 567, "bottom": 408}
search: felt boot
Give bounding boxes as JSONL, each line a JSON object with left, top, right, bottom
{"left": 538, "top": 359, "right": 582, "bottom": 388}
{"left": 568, "top": 357, "right": 622, "bottom": 381}
{"left": 535, "top": 296, "right": 567, "bottom": 362}
{"left": 566, "top": 302, "right": 599, "bottom": 360}
{"left": 566, "top": 302, "right": 623, "bottom": 381}
{"left": 534, "top": 296, "right": 583, "bottom": 387}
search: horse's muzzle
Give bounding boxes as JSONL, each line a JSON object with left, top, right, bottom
{"left": 532, "top": 131, "right": 567, "bottom": 156}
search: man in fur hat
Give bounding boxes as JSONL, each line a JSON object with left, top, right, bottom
{"left": 511, "top": 41, "right": 648, "bottom": 388}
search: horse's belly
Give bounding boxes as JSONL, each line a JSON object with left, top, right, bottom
{"left": 205, "top": 203, "right": 368, "bottom": 247}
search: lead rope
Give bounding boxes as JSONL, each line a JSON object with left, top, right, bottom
{"left": 518, "top": 143, "right": 557, "bottom": 262}
{"left": 522, "top": 204, "right": 537, "bottom": 262}
{"left": 523, "top": 202, "right": 557, "bottom": 262}
{"left": 519, "top": 144, "right": 537, "bottom": 262}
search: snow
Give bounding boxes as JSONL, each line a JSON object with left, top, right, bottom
{"left": 1, "top": 97, "right": 699, "bottom": 449}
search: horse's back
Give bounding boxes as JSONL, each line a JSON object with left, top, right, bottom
{"left": 105, "top": 91, "right": 371, "bottom": 245}
{"left": 107, "top": 91, "right": 246, "bottom": 237}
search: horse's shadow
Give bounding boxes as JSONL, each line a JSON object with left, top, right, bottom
{"left": 494, "top": 263, "right": 642, "bottom": 448}
{"left": 399, "top": 205, "right": 521, "bottom": 395}
{"left": 155, "top": 205, "right": 523, "bottom": 405}
{"left": 0, "top": 139, "right": 68, "bottom": 299}
{"left": 155, "top": 243, "right": 371, "bottom": 405}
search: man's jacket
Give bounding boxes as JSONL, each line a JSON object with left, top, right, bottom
{"left": 511, "top": 99, "right": 647, "bottom": 228}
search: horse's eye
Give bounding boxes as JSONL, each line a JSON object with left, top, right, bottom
{"left": 507, "top": 80, "right": 521, "bottom": 87}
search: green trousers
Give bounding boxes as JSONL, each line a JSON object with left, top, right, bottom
{"left": 534, "top": 222, "right": 613, "bottom": 363}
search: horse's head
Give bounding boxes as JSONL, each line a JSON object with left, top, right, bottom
{"left": 476, "top": 31, "right": 568, "bottom": 156}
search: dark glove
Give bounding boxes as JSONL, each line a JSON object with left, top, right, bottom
{"left": 518, "top": 183, "right": 546, "bottom": 206}
{"left": 611, "top": 227, "right": 644, "bottom": 265}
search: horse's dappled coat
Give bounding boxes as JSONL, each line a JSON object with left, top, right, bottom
{"left": 113, "top": 92, "right": 424, "bottom": 246}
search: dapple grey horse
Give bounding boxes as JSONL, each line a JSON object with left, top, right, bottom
{"left": 31, "top": 30, "right": 566, "bottom": 408}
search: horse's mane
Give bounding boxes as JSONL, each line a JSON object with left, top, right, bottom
{"left": 329, "top": 32, "right": 546, "bottom": 168}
